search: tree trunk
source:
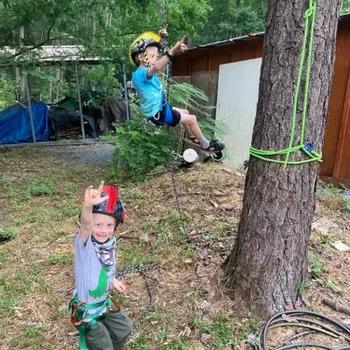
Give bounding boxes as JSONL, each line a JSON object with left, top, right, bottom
{"left": 223, "top": 0, "right": 341, "bottom": 317}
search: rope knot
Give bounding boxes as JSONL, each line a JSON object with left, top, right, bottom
{"left": 304, "top": 1, "right": 316, "bottom": 19}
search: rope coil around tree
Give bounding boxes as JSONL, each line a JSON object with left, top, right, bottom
{"left": 249, "top": 0, "right": 322, "bottom": 166}
{"left": 248, "top": 309, "right": 350, "bottom": 349}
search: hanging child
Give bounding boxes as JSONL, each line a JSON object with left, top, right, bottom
{"left": 129, "top": 31, "right": 225, "bottom": 153}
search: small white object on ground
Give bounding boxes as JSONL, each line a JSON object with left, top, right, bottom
{"left": 332, "top": 240, "right": 350, "bottom": 252}
{"left": 312, "top": 217, "right": 339, "bottom": 235}
{"left": 183, "top": 148, "right": 198, "bottom": 163}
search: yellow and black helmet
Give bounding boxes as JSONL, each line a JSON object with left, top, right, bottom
{"left": 129, "top": 31, "right": 162, "bottom": 66}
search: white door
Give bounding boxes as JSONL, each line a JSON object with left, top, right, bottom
{"left": 216, "top": 58, "right": 262, "bottom": 169}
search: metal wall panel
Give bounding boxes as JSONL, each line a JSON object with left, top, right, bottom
{"left": 216, "top": 58, "right": 262, "bottom": 169}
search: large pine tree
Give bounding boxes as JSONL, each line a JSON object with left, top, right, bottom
{"left": 223, "top": 0, "right": 341, "bottom": 316}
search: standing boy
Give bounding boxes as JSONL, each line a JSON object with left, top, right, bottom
{"left": 70, "top": 182, "right": 132, "bottom": 350}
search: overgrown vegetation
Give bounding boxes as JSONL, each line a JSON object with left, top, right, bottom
{"left": 0, "top": 73, "right": 16, "bottom": 109}
{"left": 342, "top": 0, "right": 350, "bottom": 14}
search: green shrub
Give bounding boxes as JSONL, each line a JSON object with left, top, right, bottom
{"left": 109, "top": 81, "right": 226, "bottom": 182}
{"left": 27, "top": 178, "right": 55, "bottom": 196}
{"left": 110, "top": 111, "right": 178, "bottom": 182}
{"left": 0, "top": 227, "right": 17, "bottom": 241}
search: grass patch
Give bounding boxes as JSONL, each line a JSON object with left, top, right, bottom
{"left": 306, "top": 253, "right": 341, "bottom": 293}
{"left": 129, "top": 335, "right": 149, "bottom": 350}
{"left": 159, "top": 338, "right": 190, "bottom": 349}
{"left": 48, "top": 252, "right": 73, "bottom": 265}
{"left": 0, "top": 264, "right": 50, "bottom": 311}
{"left": 308, "top": 252, "right": 324, "bottom": 278}
{"left": 320, "top": 233, "right": 331, "bottom": 246}
{"left": 0, "top": 251, "right": 8, "bottom": 263}
{"left": 119, "top": 243, "right": 155, "bottom": 266}
{"left": 345, "top": 197, "right": 350, "bottom": 211}
{"left": 192, "top": 312, "right": 234, "bottom": 349}
{"left": 0, "top": 147, "right": 348, "bottom": 349}
{"left": 0, "top": 227, "right": 17, "bottom": 241}
{"left": 64, "top": 182, "right": 79, "bottom": 193}
{"left": 232, "top": 317, "right": 261, "bottom": 347}
{"left": 62, "top": 202, "right": 80, "bottom": 217}
{"left": 26, "top": 178, "right": 55, "bottom": 196}
{"left": 10, "top": 324, "right": 54, "bottom": 349}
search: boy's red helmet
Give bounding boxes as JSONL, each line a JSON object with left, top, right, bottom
{"left": 92, "top": 184, "right": 126, "bottom": 224}
{"left": 129, "top": 31, "right": 161, "bottom": 65}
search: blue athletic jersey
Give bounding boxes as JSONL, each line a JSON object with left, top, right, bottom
{"left": 132, "top": 67, "right": 163, "bottom": 117}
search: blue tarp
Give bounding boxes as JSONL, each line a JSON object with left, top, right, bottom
{"left": 0, "top": 102, "right": 51, "bottom": 144}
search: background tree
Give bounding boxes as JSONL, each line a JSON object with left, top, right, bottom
{"left": 0, "top": 0, "right": 212, "bottom": 106}
{"left": 195, "top": 0, "right": 267, "bottom": 44}
{"left": 0, "top": 0, "right": 210, "bottom": 64}
{"left": 223, "top": 0, "right": 341, "bottom": 316}
{"left": 342, "top": 0, "right": 350, "bottom": 14}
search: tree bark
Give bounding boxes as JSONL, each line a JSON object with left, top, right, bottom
{"left": 223, "top": 0, "right": 341, "bottom": 317}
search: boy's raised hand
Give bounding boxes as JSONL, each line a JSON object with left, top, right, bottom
{"left": 83, "top": 181, "right": 109, "bottom": 207}
{"left": 170, "top": 40, "right": 188, "bottom": 56}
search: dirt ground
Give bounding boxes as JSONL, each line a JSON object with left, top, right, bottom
{"left": 0, "top": 146, "right": 349, "bottom": 349}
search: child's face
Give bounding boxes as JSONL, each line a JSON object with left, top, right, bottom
{"left": 91, "top": 213, "right": 116, "bottom": 243}
{"left": 145, "top": 46, "right": 159, "bottom": 65}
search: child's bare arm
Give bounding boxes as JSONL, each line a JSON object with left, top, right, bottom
{"left": 79, "top": 181, "right": 108, "bottom": 243}
{"left": 147, "top": 41, "right": 187, "bottom": 76}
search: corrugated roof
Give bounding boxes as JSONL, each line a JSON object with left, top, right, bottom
{"left": 191, "top": 32, "right": 264, "bottom": 50}
{"left": 0, "top": 45, "right": 101, "bottom": 62}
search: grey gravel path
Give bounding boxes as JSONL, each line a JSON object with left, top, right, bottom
{"left": 38, "top": 142, "right": 116, "bottom": 166}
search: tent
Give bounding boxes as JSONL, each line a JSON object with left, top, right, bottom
{"left": 0, "top": 102, "right": 51, "bottom": 144}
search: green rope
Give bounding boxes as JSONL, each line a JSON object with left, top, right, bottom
{"left": 249, "top": 0, "right": 322, "bottom": 166}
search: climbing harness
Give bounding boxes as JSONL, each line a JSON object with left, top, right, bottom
{"left": 69, "top": 294, "right": 118, "bottom": 350}
{"left": 69, "top": 263, "right": 159, "bottom": 350}
{"left": 249, "top": 0, "right": 322, "bottom": 166}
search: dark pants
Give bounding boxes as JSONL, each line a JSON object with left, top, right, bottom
{"left": 85, "top": 310, "right": 133, "bottom": 350}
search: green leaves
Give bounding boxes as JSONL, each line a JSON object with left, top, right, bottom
{"left": 110, "top": 109, "right": 177, "bottom": 182}
{"left": 194, "top": 0, "right": 267, "bottom": 44}
{"left": 0, "top": 0, "right": 212, "bottom": 65}
{"left": 0, "top": 74, "right": 16, "bottom": 109}
{"left": 342, "top": 0, "right": 350, "bottom": 14}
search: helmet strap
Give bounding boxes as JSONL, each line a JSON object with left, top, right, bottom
{"left": 140, "top": 51, "right": 150, "bottom": 67}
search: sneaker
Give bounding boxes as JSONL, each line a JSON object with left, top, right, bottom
{"left": 202, "top": 139, "right": 225, "bottom": 152}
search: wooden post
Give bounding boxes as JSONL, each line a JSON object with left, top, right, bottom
{"left": 122, "top": 62, "right": 130, "bottom": 121}
{"left": 49, "top": 67, "right": 53, "bottom": 103}
{"left": 24, "top": 73, "right": 36, "bottom": 143}
{"left": 56, "top": 67, "right": 60, "bottom": 101}
{"left": 75, "top": 60, "right": 86, "bottom": 139}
